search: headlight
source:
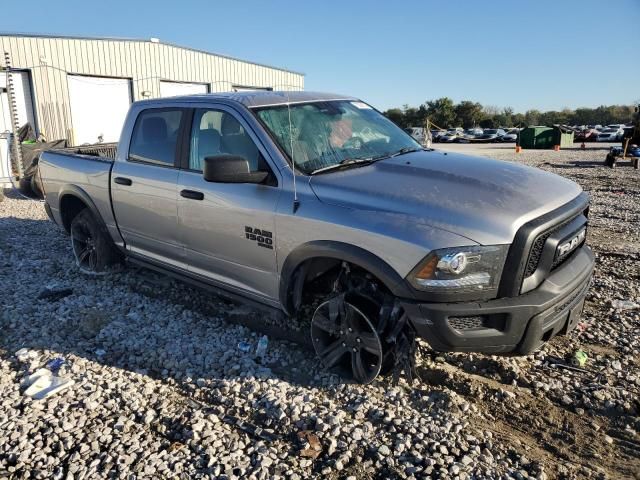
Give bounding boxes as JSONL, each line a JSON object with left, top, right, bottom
{"left": 408, "top": 245, "right": 509, "bottom": 293}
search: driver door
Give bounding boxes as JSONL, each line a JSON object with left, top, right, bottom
{"left": 177, "top": 106, "right": 282, "bottom": 303}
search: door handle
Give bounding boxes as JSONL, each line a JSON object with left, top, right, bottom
{"left": 180, "top": 189, "right": 204, "bottom": 200}
{"left": 114, "top": 177, "right": 132, "bottom": 186}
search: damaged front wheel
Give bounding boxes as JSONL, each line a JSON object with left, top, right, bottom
{"left": 311, "top": 293, "right": 384, "bottom": 384}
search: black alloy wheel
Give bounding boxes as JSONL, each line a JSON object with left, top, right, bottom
{"left": 311, "top": 293, "right": 384, "bottom": 384}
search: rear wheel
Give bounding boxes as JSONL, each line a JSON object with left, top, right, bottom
{"left": 70, "top": 209, "right": 121, "bottom": 274}
{"left": 18, "top": 176, "right": 36, "bottom": 197}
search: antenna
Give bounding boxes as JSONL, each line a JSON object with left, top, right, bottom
{"left": 272, "top": 84, "right": 303, "bottom": 214}
{"left": 286, "top": 91, "right": 300, "bottom": 213}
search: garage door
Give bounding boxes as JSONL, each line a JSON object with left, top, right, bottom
{"left": 67, "top": 75, "right": 131, "bottom": 145}
{"left": 160, "top": 81, "right": 208, "bottom": 98}
{"left": 0, "top": 91, "right": 10, "bottom": 134}
{"left": 0, "top": 71, "right": 36, "bottom": 133}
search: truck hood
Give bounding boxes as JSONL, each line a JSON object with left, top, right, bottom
{"left": 308, "top": 150, "right": 582, "bottom": 245}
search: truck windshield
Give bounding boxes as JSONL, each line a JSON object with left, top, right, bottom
{"left": 253, "top": 100, "right": 421, "bottom": 174}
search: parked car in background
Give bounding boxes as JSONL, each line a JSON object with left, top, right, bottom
{"left": 404, "top": 127, "right": 427, "bottom": 145}
{"left": 439, "top": 129, "right": 462, "bottom": 143}
{"left": 473, "top": 128, "right": 506, "bottom": 143}
{"left": 431, "top": 129, "right": 446, "bottom": 143}
{"left": 499, "top": 129, "right": 519, "bottom": 143}
{"left": 597, "top": 127, "right": 624, "bottom": 142}
{"left": 456, "top": 128, "right": 483, "bottom": 143}
{"left": 575, "top": 129, "right": 600, "bottom": 142}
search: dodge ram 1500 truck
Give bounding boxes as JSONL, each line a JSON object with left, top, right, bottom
{"left": 39, "top": 91, "right": 594, "bottom": 383}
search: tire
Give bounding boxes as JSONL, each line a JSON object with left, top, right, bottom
{"left": 69, "top": 209, "right": 121, "bottom": 274}
{"left": 605, "top": 153, "right": 616, "bottom": 168}
{"left": 18, "top": 176, "right": 36, "bottom": 197}
{"left": 30, "top": 173, "right": 44, "bottom": 199}
{"left": 310, "top": 269, "right": 415, "bottom": 384}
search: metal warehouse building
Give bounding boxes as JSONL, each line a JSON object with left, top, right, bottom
{"left": 0, "top": 33, "right": 304, "bottom": 146}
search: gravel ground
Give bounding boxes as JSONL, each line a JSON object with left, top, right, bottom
{"left": 0, "top": 143, "right": 638, "bottom": 479}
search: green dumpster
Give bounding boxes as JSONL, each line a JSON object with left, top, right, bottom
{"left": 519, "top": 126, "right": 574, "bottom": 149}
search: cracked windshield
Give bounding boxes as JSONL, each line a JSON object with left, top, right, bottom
{"left": 254, "top": 100, "right": 421, "bottom": 174}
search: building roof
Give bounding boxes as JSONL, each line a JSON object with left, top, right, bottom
{"left": 0, "top": 31, "right": 304, "bottom": 76}
{"left": 165, "top": 91, "right": 356, "bottom": 108}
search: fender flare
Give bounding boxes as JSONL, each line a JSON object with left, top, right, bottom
{"left": 278, "top": 240, "right": 415, "bottom": 315}
{"left": 58, "top": 185, "right": 111, "bottom": 239}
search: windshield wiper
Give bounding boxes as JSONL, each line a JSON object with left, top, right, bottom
{"left": 309, "top": 147, "right": 423, "bottom": 175}
{"left": 389, "top": 146, "right": 425, "bottom": 158}
{"left": 310, "top": 157, "right": 378, "bottom": 175}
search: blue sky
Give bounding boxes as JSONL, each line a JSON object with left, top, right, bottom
{"left": 1, "top": 0, "right": 638, "bottom": 112}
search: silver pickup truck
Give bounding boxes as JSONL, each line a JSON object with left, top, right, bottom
{"left": 39, "top": 91, "right": 594, "bottom": 383}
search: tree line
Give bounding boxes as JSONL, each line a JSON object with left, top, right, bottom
{"left": 383, "top": 98, "right": 637, "bottom": 130}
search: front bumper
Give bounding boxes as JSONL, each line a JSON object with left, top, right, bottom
{"left": 401, "top": 245, "right": 594, "bottom": 354}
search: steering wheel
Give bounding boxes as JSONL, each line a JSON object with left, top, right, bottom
{"left": 343, "top": 136, "right": 364, "bottom": 150}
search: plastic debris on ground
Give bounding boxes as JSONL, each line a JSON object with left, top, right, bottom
{"left": 571, "top": 349, "right": 589, "bottom": 367}
{"left": 15, "top": 348, "right": 38, "bottom": 362}
{"left": 255, "top": 335, "right": 269, "bottom": 361}
{"left": 45, "top": 357, "right": 66, "bottom": 374}
{"left": 237, "top": 341, "right": 252, "bottom": 353}
{"left": 546, "top": 355, "right": 591, "bottom": 375}
{"left": 22, "top": 368, "right": 75, "bottom": 400}
{"left": 611, "top": 299, "right": 639, "bottom": 311}
{"left": 37, "top": 287, "right": 73, "bottom": 302}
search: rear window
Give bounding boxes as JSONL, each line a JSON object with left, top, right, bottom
{"left": 129, "top": 109, "right": 184, "bottom": 166}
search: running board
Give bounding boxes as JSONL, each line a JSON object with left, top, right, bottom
{"left": 126, "top": 254, "right": 285, "bottom": 318}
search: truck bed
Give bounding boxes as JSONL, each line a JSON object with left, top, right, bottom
{"left": 39, "top": 149, "right": 116, "bottom": 234}
{"left": 56, "top": 143, "right": 118, "bottom": 159}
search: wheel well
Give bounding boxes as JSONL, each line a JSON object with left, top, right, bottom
{"left": 285, "top": 256, "right": 392, "bottom": 315}
{"left": 59, "top": 195, "right": 88, "bottom": 233}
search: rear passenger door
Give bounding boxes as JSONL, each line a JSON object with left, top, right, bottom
{"left": 111, "top": 107, "right": 189, "bottom": 268}
{"left": 177, "top": 106, "right": 281, "bottom": 302}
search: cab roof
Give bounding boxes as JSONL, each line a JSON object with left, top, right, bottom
{"left": 135, "top": 91, "right": 357, "bottom": 109}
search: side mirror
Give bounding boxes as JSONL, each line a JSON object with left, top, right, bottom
{"left": 203, "top": 155, "right": 268, "bottom": 184}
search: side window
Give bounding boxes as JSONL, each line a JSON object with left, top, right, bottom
{"left": 129, "top": 109, "right": 183, "bottom": 166}
{"left": 189, "top": 108, "right": 265, "bottom": 173}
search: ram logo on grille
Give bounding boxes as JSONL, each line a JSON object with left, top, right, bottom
{"left": 557, "top": 228, "right": 586, "bottom": 258}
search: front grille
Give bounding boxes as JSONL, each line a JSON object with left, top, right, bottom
{"left": 523, "top": 214, "right": 581, "bottom": 278}
{"left": 524, "top": 231, "right": 553, "bottom": 277}
{"left": 551, "top": 237, "right": 585, "bottom": 270}
{"left": 499, "top": 193, "right": 590, "bottom": 298}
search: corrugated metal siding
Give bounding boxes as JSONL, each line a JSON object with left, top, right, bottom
{"left": 0, "top": 35, "right": 304, "bottom": 141}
